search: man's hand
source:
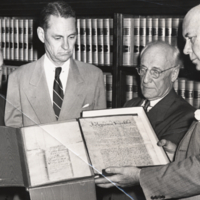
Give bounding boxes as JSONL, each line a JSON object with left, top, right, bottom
{"left": 95, "top": 166, "right": 141, "bottom": 188}
{"left": 158, "top": 139, "right": 177, "bottom": 161}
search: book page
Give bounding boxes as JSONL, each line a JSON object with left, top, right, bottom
{"left": 21, "top": 120, "right": 92, "bottom": 187}
{"left": 80, "top": 115, "right": 167, "bottom": 173}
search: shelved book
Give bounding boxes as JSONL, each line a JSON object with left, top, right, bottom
{"left": 76, "top": 17, "right": 113, "bottom": 66}
{"left": 0, "top": 16, "right": 37, "bottom": 62}
{"left": 121, "top": 15, "right": 183, "bottom": 66}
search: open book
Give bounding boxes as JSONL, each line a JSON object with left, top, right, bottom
{"left": 19, "top": 107, "right": 169, "bottom": 186}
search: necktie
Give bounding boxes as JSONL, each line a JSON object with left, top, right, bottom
{"left": 53, "top": 67, "right": 64, "bottom": 119}
{"left": 143, "top": 100, "right": 150, "bottom": 112}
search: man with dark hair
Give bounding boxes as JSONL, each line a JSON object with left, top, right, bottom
{"left": 5, "top": 1, "right": 106, "bottom": 128}
{"left": 96, "top": 4, "right": 200, "bottom": 200}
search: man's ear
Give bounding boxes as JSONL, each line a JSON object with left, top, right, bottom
{"left": 171, "top": 67, "right": 180, "bottom": 82}
{"left": 37, "top": 27, "right": 45, "bottom": 43}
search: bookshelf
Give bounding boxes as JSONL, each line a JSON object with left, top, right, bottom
{"left": 1, "top": 0, "right": 200, "bottom": 108}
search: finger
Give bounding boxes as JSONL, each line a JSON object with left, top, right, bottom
{"left": 95, "top": 177, "right": 111, "bottom": 184}
{"left": 105, "top": 167, "right": 122, "bottom": 174}
{"left": 157, "top": 139, "right": 167, "bottom": 147}
{"left": 96, "top": 183, "right": 116, "bottom": 188}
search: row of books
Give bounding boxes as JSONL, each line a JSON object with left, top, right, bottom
{"left": 125, "top": 75, "right": 139, "bottom": 101}
{"left": 75, "top": 18, "right": 113, "bottom": 66}
{"left": 122, "top": 16, "right": 183, "bottom": 66}
{"left": 0, "top": 17, "right": 38, "bottom": 62}
{"left": 174, "top": 78, "right": 200, "bottom": 109}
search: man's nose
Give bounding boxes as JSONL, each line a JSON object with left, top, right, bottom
{"left": 183, "top": 39, "right": 191, "bottom": 55}
{"left": 143, "top": 70, "right": 152, "bottom": 83}
{"left": 62, "top": 39, "right": 69, "bottom": 49}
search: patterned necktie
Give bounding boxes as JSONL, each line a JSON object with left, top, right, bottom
{"left": 143, "top": 100, "right": 150, "bottom": 112}
{"left": 53, "top": 67, "right": 64, "bottom": 119}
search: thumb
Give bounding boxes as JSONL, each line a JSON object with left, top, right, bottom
{"left": 157, "top": 139, "right": 167, "bottom": 147}
{"left": 105, "top": 167, "right": 122, "bottom": 174}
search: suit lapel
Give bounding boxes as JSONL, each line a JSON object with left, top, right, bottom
{"left": 59, "top": 59, "right": 85, "bottom": 121}
{"left": 147, "top": 89, "right": 177, "bottom": 128}
{"left": 25, "top": 56, "right": 56, "bottom": 124}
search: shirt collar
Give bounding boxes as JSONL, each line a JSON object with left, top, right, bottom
{"left": 44, "top": 54, "right": 70, "bottom": 72}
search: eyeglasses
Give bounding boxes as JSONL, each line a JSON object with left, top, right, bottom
{"left": 136, "top": 66, "right": 176, "bottom": 79}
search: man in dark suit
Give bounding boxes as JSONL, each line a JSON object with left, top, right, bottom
{"left": 5, "top": 1, "right": 106, "bottom": 128}
{"left": 125, "top": 41, "right": 195, "bottom": 145}
{"left": 96, "top": 4, "right": 200, "bottom": 200}
{"left": 100, "top": 41, "right": 195, "bottom": 200}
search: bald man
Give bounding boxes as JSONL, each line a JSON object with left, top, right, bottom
{"left": 96, "top": 5, "right": 200, "bottom": 200}
{"left": 125, "top": 41, "right": 195, "bottom": 145}
{"left": 100, "top": 41, "right": 195, "bottom": 200}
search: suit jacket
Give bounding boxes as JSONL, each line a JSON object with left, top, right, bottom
{"left": 124, "top": 89, "right": 195, "bottom": 144}
{"left": 141, "top": 120, "right": 200, "bottom": 200}
{"left": 0, "top": 95, "right": 5, "bottom": 125}
{"left": 5, "top": 56, "right": 106, "bottom": 128}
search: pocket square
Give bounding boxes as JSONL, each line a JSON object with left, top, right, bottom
{"left": 82, "top": 104, "right": 89, "bottom": 108}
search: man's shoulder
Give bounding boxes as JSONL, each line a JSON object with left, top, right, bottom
{"left": 124, "top": 97, "right": 143, "bottom": 107}
{"left": 74, "top": 60, "right": 102, "bottom": 74}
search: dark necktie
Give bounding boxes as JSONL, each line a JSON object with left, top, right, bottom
{"left": 143, "top": 100, "right": 150, "bottom": 112}
{"left": 53, "top": 67, "right": 64, "bottom": 119}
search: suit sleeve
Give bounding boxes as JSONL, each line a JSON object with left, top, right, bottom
{"left": 5, "top": 72, "right": 23, "bottom": 128}
{"left": 93, "top": 70, "right": 106, "bottom": 110}
{"left": 140, "top": 155, "right": 200, "bottom": 200}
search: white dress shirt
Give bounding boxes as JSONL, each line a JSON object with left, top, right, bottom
{"left": 141, "top": 98, "right": 163, "bottom": 112}
{"left": 44, "top": 54, "right": 70, "bottom": 104}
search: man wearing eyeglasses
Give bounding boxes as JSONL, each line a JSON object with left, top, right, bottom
{"left": 124, "top": 41, "right": 195, "bottom": 145}
{"left": 99, "top": 41, "right": 195, "bottom": 200}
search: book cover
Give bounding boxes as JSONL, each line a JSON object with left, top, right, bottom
{"left": 97, "top": 18, "right": 104, "bottom": 65}
{"left": 80, "top": 18, "right": 87, "bottom": 63}
{"left": 92, "top": 18, "right": 98, "bottom": 65}
{"left": 122, "top": 17, "right": 134, "bottom": 66}
{"left": 86, "top": 18, "right": 93, "bottom": 64}
{"left": 103, "top": 18, "right": 111, "bottom": 66}
{"left": 75, "top": 19, "right": 81, "bottom": 61}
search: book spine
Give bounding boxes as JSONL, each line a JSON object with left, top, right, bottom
{"left": 14, "top": 18, "right": 19, "bottom": 60}
{"left": 133, "top": 16, "right": 140, "bottom": 66}
{"left": 103, "top": 18, "right": 111, "bottom": 66}
{"left": 140, "top": 17, "right": 146, "bottom": 52}
{"left": 125, "top": 75, "right": 133, "bottom": 101}
{"left": 172, "top": 18, "right": 180, "bottom": 46}
{"left": 97, "top": 18, "right": 104, "bottom": 65}
{"left": 178, "top": 78, "right": 186, "bottom": 99}
{"left": 146, "top": 16, "right": 153, "bottom": 44}
{"left": 24, "top": 19, "right": 29, "bottom": 61}
{"left": 10, "top": 18, "right": 14, "bottom": 60}
{"left": 158, "top": 17, "right": 165, "bottom": 42}
{"left": 110, "top": 18, "right": 113, "bottom": 65}
{"left": 80, "top": 19, "right": 87, "bottom": 63}
{"left": 28, "top": 19, "right": 33, "bottom": 61}
{"left": 6, "top": 17, "right": 10, "bottom": 60}
{"left": 2, "top": 65, "right": 7, "bottom": 82}
{"left": 92, "top": 18, "right": 98, "bottom": 65}
{"left": 86, "top": 18, "right": 93, "bottom": 64}
{"left": 2, "top": 18, "right": 6, "bottom": 60}
{"left": 152, "top": 17, "right": 158, "bottom": 41}
{"left": 194, "top": 81, "right": 200, "bottom": 109}
{"left": 133, "top": 75, "right": 138, "bottom": 98}
{"left": 122, "top": 18, "right": 134, "bottom": 66}
{"left": 19, "top": 19, "right": 24, "bottom": 61}
{"left": 106, "top": 73, "right": 112, "bottom": 108}
{"left": 165, "top": 17, "right": 172, "bottom": 45}
{"left": 185, "top": 80, "right": 194, "bottom": 106}
{"left": 75, "top": 19, "right": 81, "bottom": 61}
